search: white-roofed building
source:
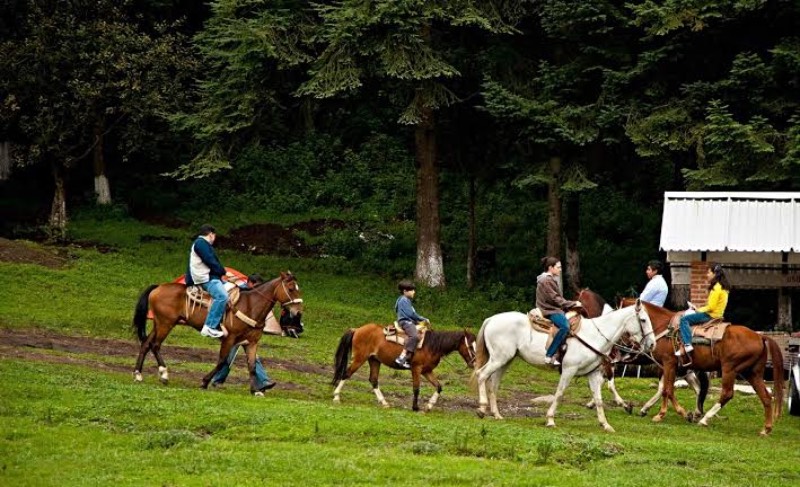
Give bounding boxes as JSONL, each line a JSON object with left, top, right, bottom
{"left": 661, "top": 192, "right": 800, "bottom": 331}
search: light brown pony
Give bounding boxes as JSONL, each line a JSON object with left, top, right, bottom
{"left": 132, "top": 272, "right": 303, "bottom": 394}
{"left": 331, "top": 325, "right": 476, "bottom": 411}
{"left": 621, "top": 298, "right": 784, "bottom": 435}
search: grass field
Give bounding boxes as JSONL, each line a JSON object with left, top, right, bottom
{"left": 1, "top": 216, "right": 798, "bottom": 486}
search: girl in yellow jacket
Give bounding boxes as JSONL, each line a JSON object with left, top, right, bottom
{"left": 678, "top": 263, "right": 731, "bottom": 356}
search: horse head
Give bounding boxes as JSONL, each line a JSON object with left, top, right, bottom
{"left": 275, "top": 271, "right": 303, "bottom": 319}
{"left": 576, "top": 288, "right": 611, "bottom": 318}
{"left": 625, "top": 299, "right": 655, "bottom": 353}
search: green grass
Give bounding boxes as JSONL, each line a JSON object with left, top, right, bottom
{"left": 1, "top": 215, "right": 799, "bottom": 486}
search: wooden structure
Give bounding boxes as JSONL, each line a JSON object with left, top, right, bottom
{"left": 660, "top": 192, "right": 800, "bottom": 332}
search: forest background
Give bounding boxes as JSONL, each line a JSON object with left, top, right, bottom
{"left": 2, "top": 0, "right": 800, "bottom": 330}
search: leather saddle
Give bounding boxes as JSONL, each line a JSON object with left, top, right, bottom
{"left": 384, "top": 321, "right": 428, "bottom": 349}
{"left": 527, "top": 308, "right": 583, "bottom": 352}
{"left": 669, "top": 313, "right": 730, "bottom": 348}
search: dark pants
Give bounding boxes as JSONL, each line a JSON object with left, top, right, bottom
{"left": 398, "top": 319, "right": 418, "bottom": 354}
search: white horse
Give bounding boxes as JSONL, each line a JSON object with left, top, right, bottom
{"left": 472, "top": 300, "right": 655, "bottom": 432}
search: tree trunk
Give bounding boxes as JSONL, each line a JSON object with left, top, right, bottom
{"left": 49, "top": 161, "right": 67, "bottom": 241}
{"left": 0, "top": 141, "right": 10, "bottom": 181}
{"left": 565, "top": 194, "right": 581, "bottom": 295}
{"left": 93, "top": 121, "right": 111, "bottom": 205}
{"left": 466, "top": 175, "right": 476, "bottom": 289}
{"left": 414, "top": 105, "right": 445, "bottom": 288}
{"left": 546, "top": 156, "right": 562, "bottom": 258}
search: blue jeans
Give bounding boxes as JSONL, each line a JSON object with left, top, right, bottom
{"left": 201, "top": 278, "right": 227, "bottom": 329}
{"left": 212, "top": 345, "right": 271, "bottom": 389}
{"left": 546, "top": 312, "right": 569, "bottom": 357}
{"left": 678, "top": 312, "right": 711, "bottom": 346}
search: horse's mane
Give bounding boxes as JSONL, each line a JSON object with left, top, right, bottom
{"left": 241, "top": 274, "right": 294, "bottom": 293}
{"left": 423, "top": 329, "right": 469, "bottom": 353}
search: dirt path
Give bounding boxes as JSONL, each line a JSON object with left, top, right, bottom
{"left": 0, "top": 327, "right": 563, "bottom": 416}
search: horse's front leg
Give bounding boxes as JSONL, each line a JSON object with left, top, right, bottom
{"left": 411, "top": 368, "right": 422, "bottom": 412}
{"left": 698, "top": 366, "right": 736, "bottom": 429}
{"left": 202, "top": 337, "right": 236, "bottom": 389}
{"left": 422, "top": 371, "right": 442, "bottom": 412}
{"left": 546, "top": 368, "right": 576, "bottom": 428}
{"left": 587, "top": 369, "right": 615, "bottom": 432}
{"left": 367, "top": 357, "right": 389, "bottom": 408}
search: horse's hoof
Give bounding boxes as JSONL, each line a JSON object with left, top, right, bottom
{"left": 698, "top": 419, "right": 708, "bottom": 427}
{"left": 381, "top": 402, "right": 391, "bottom": 409}
{"left": 639, "top": 410, "right": 648, "bottom": 417}
{"left": 603, "top": 425, "right": 616, "bottom": 433}
{"left": 133, "top": 372, "right": 143, "bottom": 382}
{"left": 333, "top": 397, "right": 341, "bottom": 403}
{"left": 493, "top": 414, "right": 504, "bottom": 420}
{"left": 652, "top": 415, "right": 664, "bottom": 423}
{"left": 759, "top": 429, "right": 771, "bottom": 436}
{"left": 253, "top": 391, "right": 264, "bottom": 397}
{"left": 624, "top": 404, "right": 633, "bottom": 415}
{"left": 545, "top": 420, "right": 556, "bottom": 428}
{"left": 476, "top": 410, "right": 485, "bottom": 419}
{"left": 585, "top": 402, "right": 596, "bottom": 410}
{"left": 159, "top": 377, "right": 169, "bottom": 385}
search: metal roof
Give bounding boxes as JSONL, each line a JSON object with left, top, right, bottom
{"left": 660, "top": 192, "right": 800, "bottom": 252}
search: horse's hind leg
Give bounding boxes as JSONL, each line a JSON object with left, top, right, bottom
{"left": 741, "top": 369, "right": 773, "bottom": 436}
{"left": 333, "top": 352, "right": 369, "bottom": 404}
{"left": 367, "top": 357, "right": 389, "bottom": 408}
{"left": 422, "top": 371, "right": 442, "bottom": 412}
{"left": 134, "top": 331, "right": 155, "bottom": 382}
{"left": 487, "top": 365, "right": 508, "bottom": 419}
{"left": 475, "top": 354, "right": 513, "bottom": 418}
{"left": 150, "top": 321, "right": 177, "bottom": 384}
{"left": 640, "top": 374, "right": 665, "bottom": 417}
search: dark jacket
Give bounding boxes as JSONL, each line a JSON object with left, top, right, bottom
{"left": 535, "top": 273, "right": 577, "bottom": 317}
{"left": 185, "top": 237, "right": 226, "bottom": 286}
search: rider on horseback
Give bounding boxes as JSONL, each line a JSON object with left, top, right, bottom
{"left": 536, "top": 257, "right": 582, "bottom": 366}
{"left": 678, "top": 263, "right": 730, "bottom": 359}
{"left": 640, "top": 260, "right": 668, "bottom": 307}
{"left": 394, "top": 280, "right": 429, "bottom": 369}
{"left": 186, "top": 224, "right": 227, "bottom": 339}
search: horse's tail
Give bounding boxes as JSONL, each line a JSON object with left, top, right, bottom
{"left": 133, "top": 285, "right": 158, "bottom": 343}
{"left": 469, "top": 317, "right": 492, "bottom": 391}
{"left": 332, "top": 329, "right": 354, "bottom": 386}
{"left": 765, "top": 337, "right": 785, "bottom": 418}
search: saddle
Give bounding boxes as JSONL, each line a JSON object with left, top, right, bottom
{"left": 527, "top": 308, "right": 583, "bottom": 353}
{"left": 669, "top": 313, "right": 730, "bottom": 355}
{"left": 185, "top": 281, "right": 243, "bottom": 327}
{"left": 383, "top": 322, "right": 428, "bottom": 349}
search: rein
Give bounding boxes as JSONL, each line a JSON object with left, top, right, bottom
{"left": 236, "top": 277, "right": 304, "bottom": 328}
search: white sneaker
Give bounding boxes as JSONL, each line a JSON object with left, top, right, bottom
{"left": 684, "top": 345, "right": 694, "bottom": 353}
{"left": 200, "top": 325, "right": 224, "bottom": 338}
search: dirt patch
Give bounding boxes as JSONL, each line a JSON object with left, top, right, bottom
{"left": 0, "top": 237, "right": 70, "bottom": 268}
{"left": 215, "top": 220, "right": 346, "bottom": 257}
{"left": 0, "top": 327, "right": 610, "bottom": 416}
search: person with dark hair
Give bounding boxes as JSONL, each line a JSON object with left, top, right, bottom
{"left": 211, "top": 274, "right": 276, "bottom": 390}
{"left": 640, "top": 260, "right": 668, "bottom": 307}
{"left": 393, "top": 279, "right": 429, "bottom": 369}
{"left": 186, "top": 224, "right": 227, "bottom": 338}
{"left": 678, "top": 263, "right": 731, "bottom": 359}
{"left": 536, "top": 257, "right": 581, "bottom": 365}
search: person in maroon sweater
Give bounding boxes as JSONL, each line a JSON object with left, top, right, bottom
{"left": 536, "top": 257, "right": 582, "bottom": 365}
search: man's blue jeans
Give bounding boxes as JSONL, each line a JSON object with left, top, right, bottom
{"left": 678, "top": 311, "right": 711, "bottom": 346}
{"left": 546, "top": 312, "right": 569, "bottom": 357}
{"left": 212, "top": 345, "right": 271, "bottom": 389}
{"left": 201, "top": 278, "right": 227, "bottom": 329}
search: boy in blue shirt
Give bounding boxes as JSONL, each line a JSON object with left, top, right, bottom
{"left": 394, "top": 280, "right": 429, "bottom": 369}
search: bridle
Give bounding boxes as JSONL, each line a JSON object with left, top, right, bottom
{"left": 612, "top": 300, "right": 657, "bottom": 364}
{"left": 253, "top": 277, "right": 304, "bottom": 309}
{"left": 463, "top": 335, "right": 477, "bottom": 367}
{"left": 576, "top": 300, "right": 655, "bottom": 361}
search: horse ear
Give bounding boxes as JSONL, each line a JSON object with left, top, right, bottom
{"left": 280, "top": 271, "right": 288, "bottom": 279}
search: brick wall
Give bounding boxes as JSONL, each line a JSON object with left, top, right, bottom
{"left": 690, "top": 261, "right": 709, "bottom": 305}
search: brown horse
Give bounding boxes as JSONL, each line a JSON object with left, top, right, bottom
{"left": 132, "top": 272, "right": 303, "bottom": 394}
{"left": 331, "top": 325, "right": 476, "bottom": 411}
{"left": 620, "top": 298, "right": 784, "bottom": 435}
{"left": 577, "top": 289, "right": 705, "bottom": 415}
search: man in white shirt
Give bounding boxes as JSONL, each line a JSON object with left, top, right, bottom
{"left": 640, "top": 260, "right": 668, "bottom": 307}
